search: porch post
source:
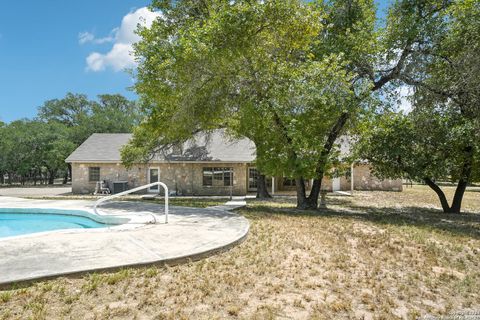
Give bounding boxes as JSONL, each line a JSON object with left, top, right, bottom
{"left": 350, "top": 162, "right": 354, "bottom": 194}
{"left": 271, "top": 177, "right": 275, "bottom": 195}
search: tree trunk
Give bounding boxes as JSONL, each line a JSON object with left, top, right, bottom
{"left": 256, "top": 174, "right": 272, "bottom": 199}
{"left": 449, "top": 146, "right": 473, "bottom": 213}
{"left": 296, "top": 177, "right": 308, "bottom": 209}
{"left": 306, "top": 178, "right": 322, "bottom": 209}
{"left": 424, "top": 178, "right": 451, "bottom": 213}
{"left": 48, "top": 169, "right": 55, "bottom": 185}
{"left": 63, "top": 170, "right": 69, "bottom": 185}
{"left": 450, "top": 178, "right": 468, "bottom": 213}
{"left": 67, "top": 163, "right": 72, "bottom": 183}
{"left": 297, "top": 112, "right": 349, "bottom": 210}
{"left": 424, "top": 177, "right": 470, "bottom": 214}
{"left": 296, "top": 177, "right": 318, "bottom": 210}
{"left": 0, "top": 172, "right": 4, "bottom": 185}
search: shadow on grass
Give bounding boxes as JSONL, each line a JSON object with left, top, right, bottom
{"left": 243, "top": 197, "right": 480, "bottom": 239}
{"left": 134, "top": 198, "right": 229, "bottom": 208}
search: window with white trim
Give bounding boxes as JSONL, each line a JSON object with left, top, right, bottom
{"left": 203, "top": 167, "right": 233, "bottom": 186}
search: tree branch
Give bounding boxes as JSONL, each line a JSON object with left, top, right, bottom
{"left": 372, "top": 45, "right": 412, "bottom": 92}
{"left": 424, "top": 177, "right": 451, "bottom": 212}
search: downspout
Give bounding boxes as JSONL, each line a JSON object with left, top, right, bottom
{"left": 350, "top": 162, "right": 354, "bottom": 195}
{"left": 191, "top": 163, "right": 194, "bottom": 196}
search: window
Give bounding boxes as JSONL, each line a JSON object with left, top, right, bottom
{"left": 89, "top": 167, "right": 100, "bottom": 182}
{"left": 223, "top": 168, "right": 233, "bottom": 187}
{"left": 214, "top": 168, "right": 224, "bottom": 183}
{"left": 248, "top": 168, "right": 259, "bottom": 189}
{"left": 283, "top": 178, "right": 296, "bottom": 187}
{"left": 203, "top": 168, "right": 213, "bottom": 186}
{"left": 203, "top": 167, "right": 233, "bottom": 186}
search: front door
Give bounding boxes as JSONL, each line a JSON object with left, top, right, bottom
{"left": 148, "top": 167, "right": 160, "bottom": 193}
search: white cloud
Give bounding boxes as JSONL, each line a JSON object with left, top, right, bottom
{"left": 79, "top": 31, "right": 116, "bottom": 45}
{"left": 79, "top": 32, "right": 95, "bottom": 44}
{"left": 84, "top": 7, "right": 160, "bottom": 72}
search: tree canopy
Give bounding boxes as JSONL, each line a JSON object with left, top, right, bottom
{"left": 358, "top": 0, "right": 479, "bottom": 213}
{"left": 124, "top": 0, "right": 376, "bottom": 207}
{"left": 124, "top": 0, "right": 453, "bottom": 209}
{"left": 38, "top": 93, "right": 143, "bottom": 146}
{"left": 0, "top": 93, "right": 142, "bottom": 185}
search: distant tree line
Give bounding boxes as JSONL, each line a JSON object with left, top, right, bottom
{"left": 0, "top": 93, "right": 142, "bottom": 186}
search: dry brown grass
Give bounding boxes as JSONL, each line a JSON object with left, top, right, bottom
{"left": 1, "top": 185, "right": 479, "bottom": 319}
{"left": 24, "top": 196, "right": 229, "bottom": 208}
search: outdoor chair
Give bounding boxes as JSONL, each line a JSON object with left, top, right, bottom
{"left": 94, "top": 180, "right": 111, "bottom": 195}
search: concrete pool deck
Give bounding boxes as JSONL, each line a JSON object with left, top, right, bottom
{"left": 0, "top": 196, "right": 249, "bottom": 285}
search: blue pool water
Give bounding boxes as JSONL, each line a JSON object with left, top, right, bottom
{"left": 0, "top": 211, "right": 110, "bottom": 238}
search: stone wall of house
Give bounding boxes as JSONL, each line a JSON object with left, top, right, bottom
{"left": 322, "top": 164, "right": 403, "bottom": 192}
{"left": 72, "top": 162, "right": 402, "bottom": 195}
{"left": 71, "top": 163, "right": 148, "bottom": 194}
{"left": 71, "top": 162, "right": 249, "bottom": 196}
{"left": 352, "top": 163, "right": 403, "bottom": 191}
{"left": 274, "top": 164, "right": 402, "bottom": 193}
{"left": 156, "top": 162, "right": 248, "bottom": 196}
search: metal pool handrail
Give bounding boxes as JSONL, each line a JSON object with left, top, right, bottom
{"left": 93, "top": 182, "right": 169, "bottom": 224}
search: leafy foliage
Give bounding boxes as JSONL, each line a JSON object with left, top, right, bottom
{"left": 125, "top": 0, "right": 364, "bottom": 202}
{"left": 359, "top": 0, "right": 479, "bottom": 213}
{"left": 0, "top": 93, "right": 142, "bottom": 185}
{"left": 38, "top": 93, "right": 143, "bottom": 146}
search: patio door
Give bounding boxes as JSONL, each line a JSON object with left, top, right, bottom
{"left": 248, "top": 167, "right": 258, "bottom": 192}
{"left": 332, "top": 177, "right": 341, "bottom": 192}
{"left": 148, "top": 167, "right": 160, "bottom": 193}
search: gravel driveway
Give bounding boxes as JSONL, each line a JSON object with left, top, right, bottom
{"left": 0, "top": 187, "right": 72, "bottom": 198}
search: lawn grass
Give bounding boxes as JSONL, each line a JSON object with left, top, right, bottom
{"left": 1, "top": 185, "right": 479, "bottom": 319}
{"left": 23, "top": 196, "right": 229, "bottom": 208}
{"left": 151, "top": 197, "right": 229, "bottom": 208}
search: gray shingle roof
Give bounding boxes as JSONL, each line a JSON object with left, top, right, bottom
{"left": 65, "top": 133, "right": 133, "bottom": 163}
{"left": 66, "top": 130, "right": 256, "bottom": 163}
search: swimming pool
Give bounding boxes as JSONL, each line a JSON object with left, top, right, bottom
{"left": 0, "top": 209, "right": 113, "bottom": 238}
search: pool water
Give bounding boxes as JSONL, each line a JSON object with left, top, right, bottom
{"left": 0, "top": 212, "right": 110, "bottom": 238}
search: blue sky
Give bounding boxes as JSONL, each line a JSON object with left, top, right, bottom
{"left": 0, "top": 1, "right": 391, "bottom": 123}
{"left": 0, "top": 0, "right": 152, "bottom": 122}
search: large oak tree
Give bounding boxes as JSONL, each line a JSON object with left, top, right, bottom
{"left": 125, "top": 0, "right": 458, "bottom": 209}
{"left": 358, "top": 0, "right": 479, "bottom": 214}
{"left": 124, "top": 0, "right": 361, "bottom": 204}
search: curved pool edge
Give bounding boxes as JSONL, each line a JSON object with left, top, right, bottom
{"left": 0, "top": 219, "right": 250, "bottom": 288}
{"left": 0, "top": 207, "right": 140, "bottom": 242}
{"left": 0, "top": 207, "right": 130, "bottom": 225}
{"left": 0, "top": 197, "right": 250, "bottom": 286}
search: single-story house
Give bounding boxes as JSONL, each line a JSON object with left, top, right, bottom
{"left": 65, "top": 130, "right": 403, "bottom": 195}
